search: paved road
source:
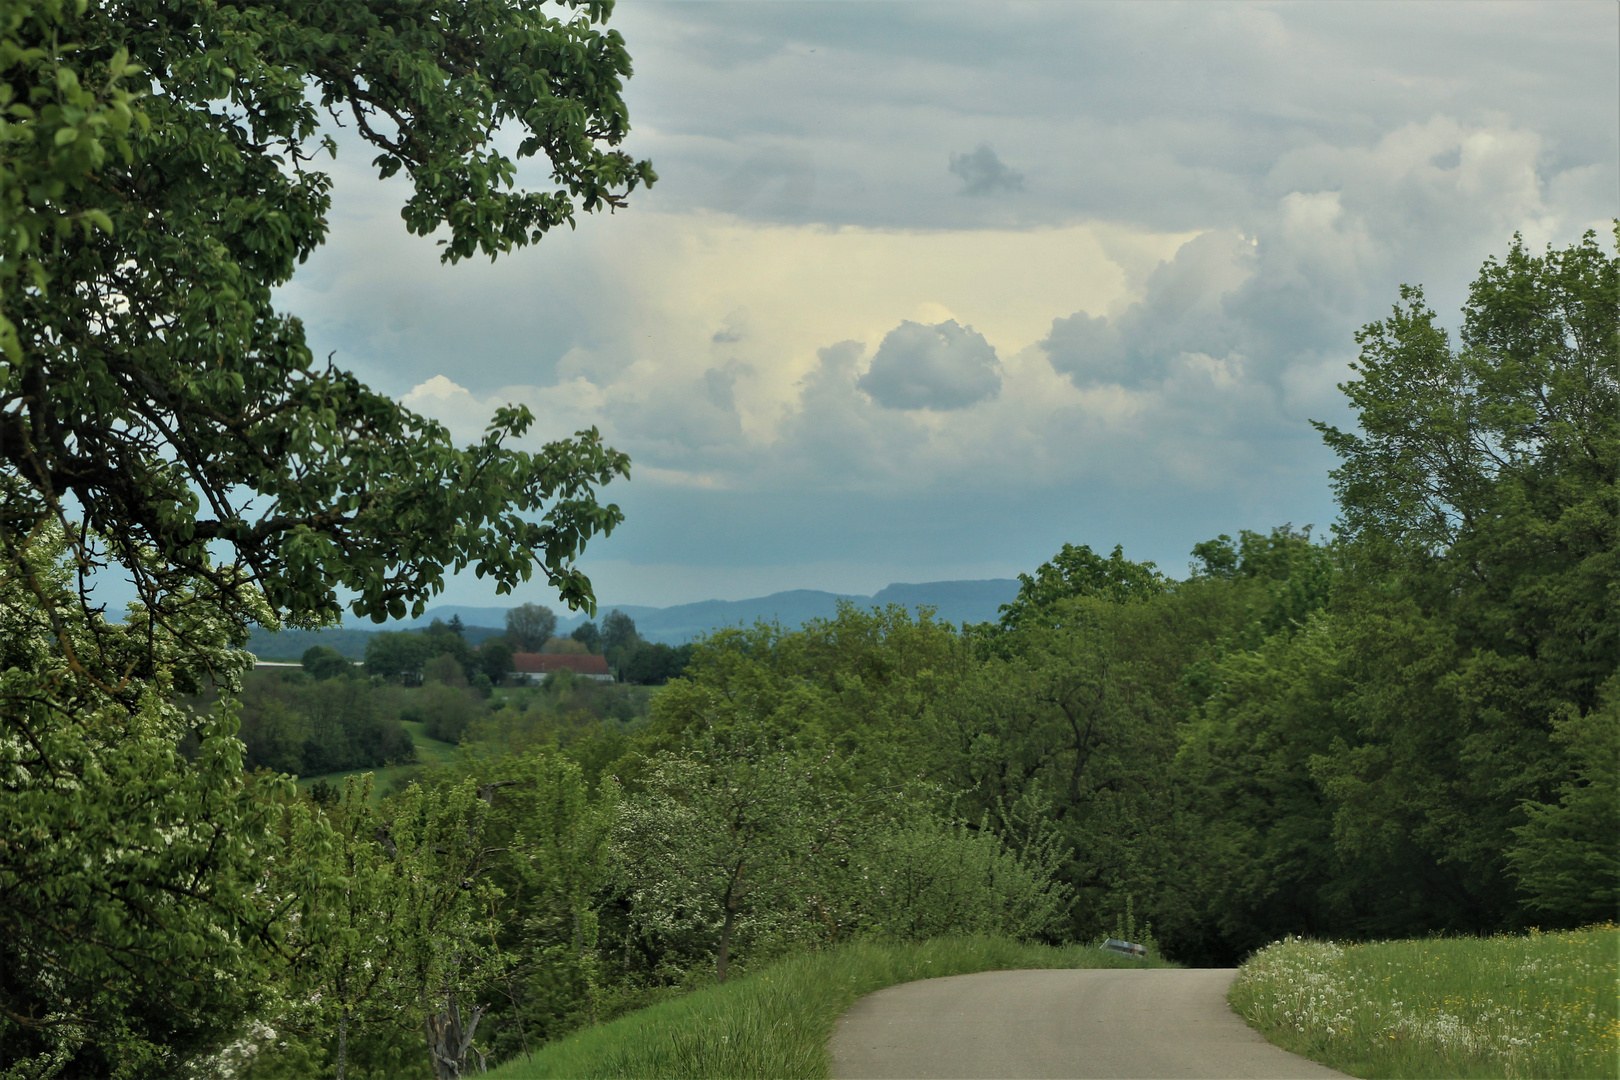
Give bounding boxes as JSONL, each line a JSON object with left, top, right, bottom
{"left": 830, "top": 968, "right": 1349, "bottom": 1079}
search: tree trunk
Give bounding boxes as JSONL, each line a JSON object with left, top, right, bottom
{"left": 425, "top": 993, "right": 487, "bottom": 1080}
{"left": 716, "top": 901, "right": 737, "bottom": 984}
{"left": 336, "top": 1008, "right": 349, "bottom": 1080}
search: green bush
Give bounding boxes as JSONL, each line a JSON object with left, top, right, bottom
{"left": 844, "top": 816, "right": 1072, "bottom": 943}
{"left": 403, "top": 682, "right": 487, "bottom": 744}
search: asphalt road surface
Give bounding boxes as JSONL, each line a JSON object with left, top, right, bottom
{"left": 830, "top": 968, "right": 1350, "bottom": 1079}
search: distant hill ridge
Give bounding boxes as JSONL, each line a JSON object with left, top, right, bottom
{"left": 248, "top": 579, "right": 1019, "bottom": 660}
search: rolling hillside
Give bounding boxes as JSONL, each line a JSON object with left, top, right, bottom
{"left": 249, "top": 578, "right": 1020, "bottom": 658}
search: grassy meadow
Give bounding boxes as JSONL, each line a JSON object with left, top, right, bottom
{"left": 484, "top": 936, "right": 1169, "bottom": 1080}
{"left": 1230, "top": 925, "right": 1619, "bottom": 1079}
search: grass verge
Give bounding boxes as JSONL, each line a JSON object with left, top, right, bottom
{"left": 1229, "top": 925, "right": 1618, "bottom": 1079}
{"left": 486, "top": 936, "right": 1170, "bottom": 1079}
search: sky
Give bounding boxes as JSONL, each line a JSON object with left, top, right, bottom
{"left": 274, "top": 0, "right": 1619, "bottom": 611}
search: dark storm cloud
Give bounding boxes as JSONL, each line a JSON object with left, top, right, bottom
{"left": 949, "top": 145, "right": 1024, "bottom": 197}
{"left": 858, "top": 320, "right": 1002, "bottom": 411}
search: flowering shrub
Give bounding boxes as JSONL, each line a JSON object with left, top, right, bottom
{"left": 0, "top": 524, "right": 286, "bottom": 1074}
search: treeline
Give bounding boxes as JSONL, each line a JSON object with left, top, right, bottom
{"left": 348, "top": 606, "right": 691, "bottom": 687}
{"left": 227, "top": 648, "right": 659, "bottom": 780}
{"left": 233, "top": 671, "right": 416, "bottom": 777}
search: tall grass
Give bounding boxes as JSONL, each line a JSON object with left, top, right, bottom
{"left": 485, "top": 936, "right": 1168, "bottom": 1079}
{"left": 1230, "top": 925, "right": 1618, "bottom": 1079}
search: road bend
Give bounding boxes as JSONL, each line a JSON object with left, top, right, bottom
{"left": 830, "top": 968, "right": 1349, "bottom": 1080}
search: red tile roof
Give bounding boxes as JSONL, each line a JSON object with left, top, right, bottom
{"left": 510, "top": 652, "right": 611, "bottom": 676}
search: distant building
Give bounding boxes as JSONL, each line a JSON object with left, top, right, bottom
{"left": 509, "top": 652, "right": 614, "bottom": 685}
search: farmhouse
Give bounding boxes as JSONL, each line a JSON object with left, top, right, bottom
{"left": 509, "top": 652, "right": 614, "bottom": 685}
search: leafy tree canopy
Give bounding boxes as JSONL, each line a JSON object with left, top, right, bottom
{"left": 570, "top": 618, "right": 601, "bottom": 652}
{"left": 301, "top": 644, "right": 352, "bottom": 680}
{"left": 505, "top": 602, "right": 558, "bottom": 653}
{"left": 997, "top": 543, "right": 1169, "bottom": 631}
{"left": 1314, "top": 228, "right": 1617, "bottom": 708}
{"left": 600, "top": 609, "right": 638, "bottom": 653}
{"left": 0, "top": 527, "right": 285, "bottom": 1073}
{"left": 0, "top": 0, "right": 654, "bottom": 638}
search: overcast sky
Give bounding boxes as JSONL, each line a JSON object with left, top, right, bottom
{"left": 277, "top": 0, "right": 1619, "bottom": 611}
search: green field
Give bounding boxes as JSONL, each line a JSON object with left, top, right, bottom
{"left": 293, "top": 719, "right": 458, "bottom": 801}
{"left": 485, "top": 936, "right": 1171, "bottom": 1080}
{"left": 1229, "top": 926, "right": 1619, "bottom": 1079}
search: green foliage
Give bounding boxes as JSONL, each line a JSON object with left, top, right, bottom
{"left": 617, "top": 640, "right": 694, "bottom": 685}
{"left": 460, "top": 680, "right": 649, "bottom": 769}
{"left": 996, "top": 542, "right": 1169, "bottom": 630}
{"left": 234, "top": 669, "right": 416, "bottom": 776}
{"left": 612, "top": 726, "right": 837, "bottom": 983}
{"left": 477, "top": 638, "right": 516, "bottom": 684}
{"left": 366, "top": 778, "right": 509, "bottom": 1080}
{"left": 572, "top": 620, "right": 603, "bottom": 653}
{"left": 1173, "top": 615, "right": 1351, "bottom": 958}
{"left": 481, "top": 753, "right": 617, "bottom": 1060}
{"left": 610, "top": 704, "right": 1072, "bottom": 994}
{"left": 1186, "top": 525, "right": 1336, "bottom": 644}
{"left": 365, "top": 624, "right": 486, "bottom": 687}
{"left": 949, "top": 588, "right": 1238, "bottom": 946}
{"left": 421, "top": 620, "right": 474, "bottom": 669}
{"left": 1298, "top": 230, "right": 1618, "bottom": 940}
{"left": 1, "top": 0, "right": 649, "bottom": 635}
{"left": 6, "top": 74, "right": 1612, "bottom": 1076}
{"left": 0, "top": 526, "right": 284, "bottom": 1076}
{"left": 364, "top": 631, "right": 433, "bottom": 684}
{"left": 507, "top": 603, "right": 560, "bottom": 653}
{"left": 249, "top": 626, "right": 385, "bottom": 662}
{"left": 840, "top": 812, "right": 1073, "bottom": 944}
{"left": 648, "top": 603, "right": 966, "bottom": 779}
{"left": 1, "top": 1, "right": 657, "bottom": 1069}
{"left": 0, "top": 0, "right": 148, "bottom": 363}
{"left": 601, "top": 610, "right": 639, "bottom": 654}
{"left": 1507, "top": 679, "right": 1620, "bottom": 924}
{"left": 302, "top": 645, "right": 354, "bottom": 681}
{"left": 423, "top": 653, "right": 469, "bottom": 688}
{"left": 267, "top": 777, "right": 436, "bottom": 1079}
{"left": 402, "top": 682, "right": 488, "bottom": 746}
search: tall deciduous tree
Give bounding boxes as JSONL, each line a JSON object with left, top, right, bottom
{"left": 277, "top": 777, "right": 417, "bottom": 1080}
{"left": 1309, "top": 229, "right": 1617, "bottom": 934}
{"left": 612, "top": 727, "right": 831, "bottom": 983}
{"left": 1, "top": 0, "right": 651, "bottom": 638}
{"left": 570, "top": 619, "right": 602, "bottom": 653}
{"left": 1, "top": 0, "right": 652, "bottom": 1071}
{"left": 996, "top": 543, "right": 1169, "bottom": 631}
{"left": 505, "top": 603, "right": 559, "bottom": 653}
